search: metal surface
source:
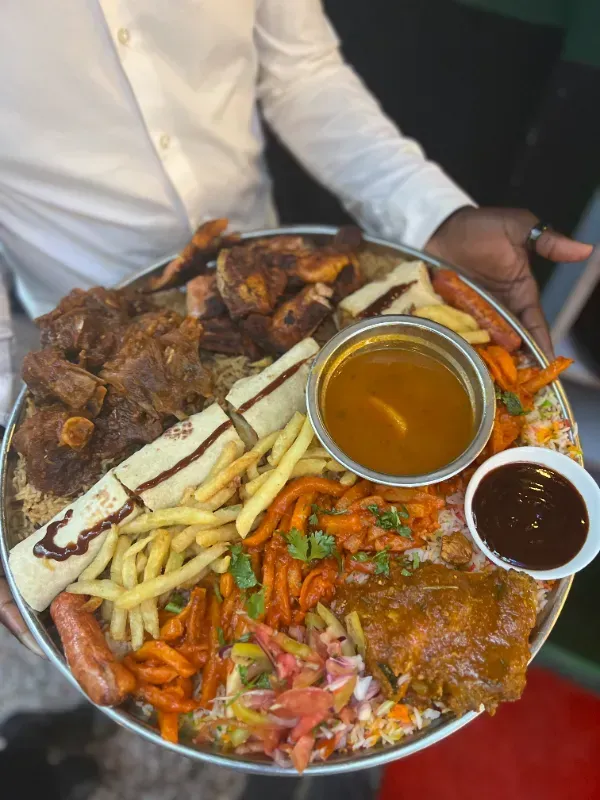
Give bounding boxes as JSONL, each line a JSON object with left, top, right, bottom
{"left": 306, "top": 315, "right": 495, "bottom": 487}
{"left": 0, "top": 226, "right": 577, "bottom": 775}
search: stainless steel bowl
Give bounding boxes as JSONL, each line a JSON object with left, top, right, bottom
{"left": 306, "top": 315, "right": 495, "bottom": 487}
{"left": 0, "top": 226, "right": 578, "bottom": 775}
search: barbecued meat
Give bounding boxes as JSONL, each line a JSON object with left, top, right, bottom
{"left": 92, "top": 391, "right": 164, "bottom": 463}
{"left": 100, "top": 317, "right": 210, "bottom": 419}
{"left": 22, "top": 348, "right": 105, "bottom": 413}
{"left": 36, "top": 287, "right": 151, "bottom": 368}
{"left": 13, "top": 408, "right": 99, "bottom": 497}
{"left": 216, "top": 246, "right": 288, "bottom": 319}
{"left": 186, "top": 274, "right": 226, "bottom": 319}
{"left": 333, "top": 563, "right": 538, "bottom": 715}
{"left": 200, "top": 316, "right": 262, "bottom": 360}
{"left": 331, "top": 260, "right": 364, "bottom": 303}
{"left": 129, "top": 309, "right": 183, "bottom": 338}
{"left": 147, "top": 219, "right": 229, "bottom": 291}
{"left": 441, "top": 532, "right": 473, "bottom": 566}
{"left": 242, "top": 283, "right": 332, "bottom": 354}
{"left": 292, "top": 249, "right": 356, "bottom": 284}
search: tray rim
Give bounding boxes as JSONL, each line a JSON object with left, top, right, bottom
{"left": 0, "top": 225, "right": 577, "bottom": 775}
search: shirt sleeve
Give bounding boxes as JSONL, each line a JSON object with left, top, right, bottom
{"left": 255, "top": 0, "right": 475, "bottom": 248}
{"left": 0, "top": 262, "right": 15, "bottom": 427}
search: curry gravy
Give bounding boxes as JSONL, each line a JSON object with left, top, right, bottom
{"left": 322, "top": 345, "right": 474, "bottom": 476}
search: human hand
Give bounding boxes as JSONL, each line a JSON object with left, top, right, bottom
{"left": 426, "top": 207, "right": 594, "bottom": 358}
{"left": 0, "top": 572, "right": 45, "bottom": 656}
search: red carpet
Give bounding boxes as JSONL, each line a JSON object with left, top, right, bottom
{"left": 380, "top": 668, "right": 600, "bottom": 800}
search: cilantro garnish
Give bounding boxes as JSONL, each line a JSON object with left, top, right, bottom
{"left": 285, "top": 528, "right": 337, "bottom": 562}
{"left": 237, "top": 667, "right": 272, "bottom": 691}
{"left": 378, "top": 662, "right": 398, "bottom": 691}
{"left": 164, "top": 593, "right": 185, "bottom": 614}
{"left": 217, "top": 627, "right": 226, "bottom": 647}
{"left": 214, "top": 582, "right": 223, "bottom": 603}
{"left": 229, "top": 544, "right": 258, "bottom": 589}
{"left": 309, "top": 504, "right": 346, "bottom": 527}
{"left": 238, "top": 664, "right": 249, "bottom": 684}
{"left": 368, "top": 505, "right": 411, "bottom": 537}
{"left": 373, "top": 550, "right": 391, "bottom": 577}
{"left": 496, "top": 389, "right": 526, "bottom": 416}
{"left": 412, "top": 552, "right": 420, "bottom": 570}
{"left": 245, "top": 587, "right": 265, "bottom": 620}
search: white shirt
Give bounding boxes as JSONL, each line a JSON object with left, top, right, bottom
{"left": 0, "top": 0, "right": 472, "bottom": 420}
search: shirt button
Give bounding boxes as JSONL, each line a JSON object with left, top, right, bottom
{"left": 159, "top": 133, "right": 171, "bottom": 150}
{"left": 117, "top": 28, "right": 131, "bottom": 45}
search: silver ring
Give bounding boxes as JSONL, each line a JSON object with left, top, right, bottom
{"left": 527, "top": 220, "right": 552, "bottom": 251}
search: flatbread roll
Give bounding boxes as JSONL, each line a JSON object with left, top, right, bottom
{"left": 9, "top": 470, "right": 140, "bottom": 612}
{"left": 115, "top": 404, "right": 243, "bottom": 511}
{"left": 336, "top": 261, "right": 443, "bottom": 328}
{"left": 225, "top": 338, "right": 319, "bottom": 440}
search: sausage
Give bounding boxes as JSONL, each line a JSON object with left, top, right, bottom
{"left": 432, "top": 269, "right": 522, "bottom": 352}
{"left": 50, "top": 592, "right": 136, "bottom": 706}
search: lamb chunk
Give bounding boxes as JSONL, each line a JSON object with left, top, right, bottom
{"left": 100, "top": 318, "right": 210, "bottom": 419}
{"left": 242, "top": 283, "right": 332, "bottom": 354}
{"left": 216, "top": 246, "right": 288, "bottom": 319}
{"left": 22, "top": 347, "right": 105, "bottom": 412}
{"left": 200, "top": 316, "right": 262, "bottom": 360}
{"left": 186, "top": 274, "right": 227, "bottom": 319}
{"left": 129, "top": 309, "right": 183, "bottom": 338}
{"left": 440, "top": 532, "right": 473, "bottom": 566}
{"left": 92, "top": 392, "right": 163, "bottom": 463}
{"left": 12, "top": 408, "right": 98, "bottom": 497}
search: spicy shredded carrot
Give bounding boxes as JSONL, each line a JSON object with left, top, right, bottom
{"left": 389, "top": 703, "right": 411, "bottom": 724}
{"left": 157, "top": 710, "right": 179, "bottom": 744}
{"left": 137, "top": 684, "right": 199, "bottom": 713}
{"left": 200, "top": 591, "right": 222, "bottom": 706}
{"left": 123, "top": 656, "right": 178, "bottom": 685}
{"left": 290, "top": 492, "right": 317, "bottom": 534}
{"left": 133, "top": 641, "right": 196, "bottom": 678}
{"left": 273, "top": 560, "right": 292, "bottom": 628}
{"left": 335, "top": 479, "right": 373, "bottom": 510}
{"left": 288, "top": 559, "right": 303, "bottom": 597}
{"left": 299, "top": 563, "right": 336, "bottom": 611}
{"left": 261, "top": 537, "right": 277, "bottom": 618}
{"left": 520, "top": 357, "right": 573, "bottom": 395}
{"left": 219, "top": 571, "right": 234, "bottom": 599}
{"left": 186, "top": 587, "right": 206, "bottom": 645}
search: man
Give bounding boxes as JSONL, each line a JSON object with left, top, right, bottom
{"left": 0, "top": 0, "right": 592, "bottom": 652}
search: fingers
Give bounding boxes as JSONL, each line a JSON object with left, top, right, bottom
{"left": 535, "top": 231, "right": 594, "bottom": 264}
{"left": 519, "top": 304, "right": 555, "bottom": 361}
{"left": 0, "top": 577, "right": 46, "bottom": 657}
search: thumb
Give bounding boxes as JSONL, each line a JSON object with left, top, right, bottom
{"left": 535, "top": 230, "right": 594, "bottom": 263}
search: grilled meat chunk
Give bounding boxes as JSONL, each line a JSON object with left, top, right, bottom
{"left": 333, "top": 563, "right": 538, "bottom": 716}
{"left": 186, "top": 274, "right": 226, "bottom": 320}
{"left": 100, "top": 317, "right": 210, "bottom": 419}
{"left": 13, "top": 408, "right": 99, "bottom": 497}
{"left": 331, "top": 260, "right": 364, "bottom": 303}
{"left": 200, "top": 316, "right": 262, "bottom": 360}
{"left": 147, "top": 219, "right": 229, "bottom": 291}
{"left": 242, "top": 283, "right": 332, "bottom": 354}
{"left": 22, "top": 348, "right": 105, "bottom": 413}
{"left": 216, "top": 246, "right": 288, "bottom": 319}
{"left": 92, "top": 391, "right": 164, "bottom": 463}
{"left": 293, "top": 249, "right": 357, "bottom": 284}
{"left": 440, "top": 532, "right": 473, "bottom": 566}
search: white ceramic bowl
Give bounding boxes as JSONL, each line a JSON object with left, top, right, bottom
{"left": 464, "top": 446, "right": 600, "bottom": 580}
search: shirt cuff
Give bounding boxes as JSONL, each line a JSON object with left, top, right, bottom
{"left": 353, "top": 162, "right": 476, "bottom": 251}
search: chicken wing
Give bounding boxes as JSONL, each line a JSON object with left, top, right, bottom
{"left": 216, "top": 246, "right": 288, "bottom": 319}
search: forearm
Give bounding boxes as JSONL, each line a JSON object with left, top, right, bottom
{"left": 256, "top": 0, "right": 473, "bottom": 247}
{"left": 0, "top": 260, "right": 15, "bottom": 427}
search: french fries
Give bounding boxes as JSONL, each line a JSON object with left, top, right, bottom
{"left": 110, "top": 536, "right": 131, "bottom": 642}
{"left": 325, "top": 458, "right": 346, "bottom": 472}
{"left": 159, "top": 549, "right": 185, "bottom": 606}
{"left": 120, "top": 507, "right": 218, "bottom": 534}
{"left": 236, "top": 415, "right": 314, "bottom": 538}
{"left": 413, "top": 304, "right": 490, "bottom": 344}
{"left": 79, "top": 525, "right": 119, "bottom": 582}
{"left": 122, "top": 545, "right": 144, "bottom": 650}
{"left": 65, "top": 579, "right": 125, "bottom": 602}
{"left": 171, "top": 505, "right": 242, "bottom": 553}
{"left": 115, "top": 544, "right": 228, "bottom": 610}
{"left": 122, "top": 532, "right": 158, "bottom": 561}
{"left": 141, "top": 530, "right": 171, "bottom": 638}
{"left": 210, "top": 555, "right": 231, "bottom": 574}
{"left": 340, "top": 471, "right": 358, "bottom": 487}
{"left": 268, "top": 412, "right": 304, "bottom": 467}
{"left": 196, "top": 484, "right": 238, "bottom": 512}
{"left": 195, "top": 523, "right": 239, "bottom": 548}
{"left": 194, "top": 451, "right": 260, "bottom": 504}
{"left": 208, "top": 440, "right": 244, "bottom": 479}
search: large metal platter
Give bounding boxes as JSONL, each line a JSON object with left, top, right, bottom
{"left": 0, "top": 226, "right": 578, "bottom": 775}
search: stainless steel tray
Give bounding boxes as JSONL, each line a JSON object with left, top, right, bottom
{"left": 0, "top": 226, "right": 578, "bottom": 775}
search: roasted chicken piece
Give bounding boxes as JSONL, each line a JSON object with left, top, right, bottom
{"left": 331, "top": 259, "right": 364, "bottom": 302}
{"left": 186, "top": 274, "right": 226, "bottom": 319}
{"left": 333, "top": 563, "right": 538, "bottom": 716}
{"left": 241, "top": 283, "right": 333, "bottom": 354}
{"left": 200, "top": 316, "right": 261, "bottom": 360}
{"left": 216, "top": 246, "right": 288, "bottom": 319}
{"left": 22, "top": 347, "right": 106, "bottom": 413}
{"left": 293, "top": 248, "right": 358, "bottom": 284}
{"left": 147, "top": 219, "right": 230, "bottom": 292}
